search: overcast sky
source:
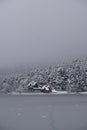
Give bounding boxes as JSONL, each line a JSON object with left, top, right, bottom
{"left": 0, "top": 0, "right": 87, "bottom": 68}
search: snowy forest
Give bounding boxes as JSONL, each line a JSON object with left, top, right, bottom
{"left": 0, "top": 58, "right": 87, "bottom": 93}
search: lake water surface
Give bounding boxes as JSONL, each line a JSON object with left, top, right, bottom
{"left": 0, "top": 94, "right": 87, "bottom": 130}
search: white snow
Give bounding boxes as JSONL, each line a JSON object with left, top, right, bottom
{"left": 80, "top": 92, "right": 87, "bottom": 94}
{"left": 52, "top": 89, "right": 58, "bottom": 93}
{"left": 56, "top": 91, "right": 68, "bottom": 94}
{"left": 10, "top": 92, "right": 21, "bottom": 95}
{"left": 10, "top": 90, "right": 87, "bottom": 95}
{"left": 52, "top": 89, "right": 68, "bottom": 94}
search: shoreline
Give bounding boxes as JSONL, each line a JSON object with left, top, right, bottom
{"left": 7, "top": 91, "right": 87, "bottom": 95}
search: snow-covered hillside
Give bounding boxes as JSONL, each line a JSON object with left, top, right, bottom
{"left": 0, "top": 58, "right": 87, "bottom": 93}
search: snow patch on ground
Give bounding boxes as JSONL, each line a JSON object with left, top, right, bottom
{"left": 80, "top": 92, "right": 87, "bottom": 94}
{"left": 10, "top": 92, "right": 47, "bottom": 95}
{"left": 10, "top": 91, "right": 68, "bottom": 95}
{"left": 9, "top": 91, "right": 87, "bottom": 95}
{"left": 10, "top": 92, "right": 21, "bottom": 95}
{"left": 52, "top": 90, "right": 68, "bottom": 94}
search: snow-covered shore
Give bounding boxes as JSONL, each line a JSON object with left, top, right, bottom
{"left": 9, "top": 91, "right": 87, "bottom": 95}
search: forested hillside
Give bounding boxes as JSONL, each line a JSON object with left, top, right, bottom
{"left": 0, "top": 58, "right": 87, "bottom": 93}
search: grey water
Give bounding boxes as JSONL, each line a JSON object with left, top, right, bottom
{"left": 0, "top": 94, "right": 87, "bottom": 130}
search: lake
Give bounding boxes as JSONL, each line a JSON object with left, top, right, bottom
{"left": 0, "top": 94, "right": 87, "bottom": 130}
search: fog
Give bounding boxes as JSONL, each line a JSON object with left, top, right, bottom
{"left": 0, "top": 0, "right": 87, "bottom": 68}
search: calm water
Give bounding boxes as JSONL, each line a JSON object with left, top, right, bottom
{"left": 0, "top": 94, "right": 87, "bottom": 130}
